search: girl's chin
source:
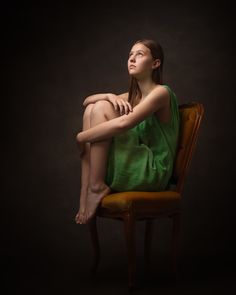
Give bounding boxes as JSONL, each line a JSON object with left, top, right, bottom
{"left": 128, "top": 71, "right": 139, "bottom": 77}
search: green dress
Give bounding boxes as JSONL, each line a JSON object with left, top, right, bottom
{"left": 105, "top": 84, "right": 180, "bottom": 192}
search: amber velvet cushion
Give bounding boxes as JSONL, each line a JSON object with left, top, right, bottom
{"left": 100, "top": 191, "right": 181, "bottom": 214}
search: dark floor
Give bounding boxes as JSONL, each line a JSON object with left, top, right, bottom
{"left": 5, "top": 257, "right": 236, "bottom": 295}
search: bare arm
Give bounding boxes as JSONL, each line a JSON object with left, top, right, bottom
{"left": 83, "top": 92, "right": 128, "bottom": 105}
{"left": 82, "top": 93, "right": 110, "bottom": 106}
{"left": 76, "top": 86, "right": 169, "bottom": 143}
{"left": 83, "top": 92, "right": 131, "bottom": 115}
{"left": 117, "top": 92, "right": 129, "bottom": 100}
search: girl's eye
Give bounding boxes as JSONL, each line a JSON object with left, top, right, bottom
{"left": 128, "top": 52, "right": 143, "bottom": 59}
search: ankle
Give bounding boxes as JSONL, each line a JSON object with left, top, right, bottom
{"left": 89, "top": 183, "right": 107, "bottom": 194}
{"left": 80, "top": 187, "right": 88, "bottom": 195}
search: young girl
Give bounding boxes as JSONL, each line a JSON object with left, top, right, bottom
{"left": 75, "top": 39, "right": 180, "bottom": 224}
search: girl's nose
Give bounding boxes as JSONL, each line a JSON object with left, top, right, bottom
{"left": 129, "top": 56, "right": 135, "bottom": 63}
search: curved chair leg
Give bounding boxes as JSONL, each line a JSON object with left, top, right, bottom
{"left": 171, "top": 213, "right": 181, "bottom": 280}
{"left": 88, "top": 216, "right": 100, "bottom": 277}
{"left": 144, "top": 219, "right": 154, "bottom": 270}
{"left": 123, "top": 212, "right": 136, "bottom": 291}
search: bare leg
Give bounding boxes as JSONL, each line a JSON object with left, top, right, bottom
{"left": 75, "top": 104, "right": 94, "bottom": 224}
{"left": 81, "top": 101, "right": 119, "bottom": 224}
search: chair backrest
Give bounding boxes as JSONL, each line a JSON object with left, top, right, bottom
{"left": 170, "top": 102, "right": 204, "bottom": 194}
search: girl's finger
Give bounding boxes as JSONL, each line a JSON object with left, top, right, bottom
{"left": 117, "top": 102, "right": 124, "bottom": 115}
{"left": 122, "top": 101, "right": 129, "bottom": 115}
{"left": 113, "top": 101, "right": 118, "bottom": 111}
{"left": 127, "top": 102, "right": 133, "bottom": 112}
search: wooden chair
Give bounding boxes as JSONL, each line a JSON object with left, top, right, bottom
{"left": 88, "top": 101, "right": 204, "bottom": 291}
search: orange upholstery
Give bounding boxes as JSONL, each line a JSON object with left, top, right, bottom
{"left": 89, "top": 102, "right": 204, "bottom": 291}
{"left": 100, "top": 191, "right": 181, "bottom": 216}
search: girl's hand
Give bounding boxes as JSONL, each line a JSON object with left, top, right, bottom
{"left": 83, "top": 93, "right": 110, "bottom": 107}
{"left": 107, "top": 94, "right": 133, "bottom": 115}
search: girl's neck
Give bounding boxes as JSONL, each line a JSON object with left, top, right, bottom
{"left": 137, "top": 79, "right": 157, "bottom": 99}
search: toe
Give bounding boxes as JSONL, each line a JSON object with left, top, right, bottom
{"left": 75, "top": 214, "right": 79, "bottom": 224}
{"left": 79, "top": 213, "right": 85, "bottom": 224}
{"left": 81, "top": 212, "right": 87, "bottom": 224}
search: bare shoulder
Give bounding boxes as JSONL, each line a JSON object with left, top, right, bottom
{"left": 153, "top": 85, "right": 169, "bottom": 98}
{"left": 153, "top": 85, "right": 172, "bottom": 122}
{"left": 148, "top": 85, "right": 170, "bottom": 109}
{"left": 117, "top": 92, "right": 129, "bottom": 101}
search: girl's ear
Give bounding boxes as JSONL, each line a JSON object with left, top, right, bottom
{"left": 152, "top": 59, "right": 161, "bottom": 69}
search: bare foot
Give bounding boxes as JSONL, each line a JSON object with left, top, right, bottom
{"left": 83, "top": 184, "right": 111, "bottom": 224}
{"left": 75, "top": 189, "right": 87, "bottom": 224}
{"left": 75, "top": 207, "right": 86, "bottom": 224}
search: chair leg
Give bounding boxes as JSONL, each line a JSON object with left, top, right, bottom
{"left": 88, "top": 216, "right": 100, "bottom": 277}
{"left": 171, "top": 213, "right": 181, "bottom": 279}
{"left": 144, "top": 219, "right": 154, "bottom": 270}
{"left": 123, "top": 212, "right": 136, "bottom": 291}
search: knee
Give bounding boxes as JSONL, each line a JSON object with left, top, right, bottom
{"left": 91, "top": 100, "right": 115, "bottom": 118}
{"left": 92, "top": 100, "right": 111, "bottom": 113}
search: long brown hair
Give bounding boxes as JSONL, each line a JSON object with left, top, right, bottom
{"left": 128, "top": 39, "right": 164, "bottom": 107}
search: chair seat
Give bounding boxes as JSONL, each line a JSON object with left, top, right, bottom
{"left": 98, "top": 190, "right": 181, "bottom": 216}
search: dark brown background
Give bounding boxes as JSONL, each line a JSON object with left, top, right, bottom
{"left": 3, "top": 0, "right": 236, "bottom": 294}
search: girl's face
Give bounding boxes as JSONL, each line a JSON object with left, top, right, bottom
{"left": 127, "top": 43, "right": 159, "bottom": 79}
